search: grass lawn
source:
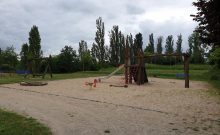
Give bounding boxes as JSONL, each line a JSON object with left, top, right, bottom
{"left": 0, "top": 109, "right": 52, "bottom": 135}
{"left": 0, "top": 64, "right": 219, "bottom": 88}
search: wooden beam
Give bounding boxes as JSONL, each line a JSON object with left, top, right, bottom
{"left": 184, "top": 54, "right": 190, "bottom": 88}
{"left": 124, "top": 45, "right": 129, "bottom": 84}
{"left": 142, "top": 53, "right": 188, "bottom": 58}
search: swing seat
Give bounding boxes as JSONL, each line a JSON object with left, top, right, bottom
{"left": 176, "top": 73, "right": 185, "bottom": 78}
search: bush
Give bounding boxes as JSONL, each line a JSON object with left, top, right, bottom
{"left": 210, "top": 47, "right": 220, "bottom": 69}
{"left": 208, "top": 69, "right": 220, "bottom": 80}
{"left": 0, "top": 64, "right": 15, "bottom": 72}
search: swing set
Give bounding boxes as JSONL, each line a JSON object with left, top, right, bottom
{"left": 124, "top": 45, "right": 190, "bottom": 88}
{"left": 25, "top": 55, "right": 53, "bottom": 79}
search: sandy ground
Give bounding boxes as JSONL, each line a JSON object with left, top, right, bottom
{"left": 0, "top": 76, "right": 220, "bottom": 135}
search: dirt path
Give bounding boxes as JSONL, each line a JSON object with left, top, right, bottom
{"left": 0, "top": 76, "right": 219, "bottom": 135}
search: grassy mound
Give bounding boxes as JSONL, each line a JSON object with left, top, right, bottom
{"left": 0, "top": 109, "right": 52, "bottom": 135}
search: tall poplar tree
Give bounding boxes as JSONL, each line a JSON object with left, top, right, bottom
{"left": 156, "top": 36, "right": 163, "bottom": 54}
{"left": 20, "top": 43, "right": 29, "bottom": 69}
{"left": 165, "top": 35, "right": 174, "bottom": 54}
{"left": 109, "top": 25, "right": 120, "bottom": 66}
{"left": 28, "top": 25, "right": 42, "bottom": 73}
{"left": 145, "top": 33, "right": 154, "bottom": 54}
{"left": 176, "top": 34, "right": 183, "bottom": 54}
{"left": 29, "top": 25, "right": 42, "bottom": 59}
{"left": 94, "top": 17, "right": 105, "bottom": 65}
{"left": 134, "top": 33, "right": 143, "bottom": 53}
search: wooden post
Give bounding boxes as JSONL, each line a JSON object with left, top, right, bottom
{"left": 137, "top": 50, "right": 142, "bottom": 85}
{"left": 125, "top": 45, "right": 129, "bottom": 84}
{"left": 184, "top": 54, "right": 189, "bottom": 88}
{"left": 129, "top": 67, "right": 132, "bottom": 84}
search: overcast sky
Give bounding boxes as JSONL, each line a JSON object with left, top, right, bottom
{"left": 0, "top": 0, "right": 197, "bottom": 55}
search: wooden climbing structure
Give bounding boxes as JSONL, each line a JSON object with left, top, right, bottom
{"left": 125, "top": 46, "right": 148, "bottom": 85}
{"left": 124, "top": 45, "right": 190, "bottom": 88}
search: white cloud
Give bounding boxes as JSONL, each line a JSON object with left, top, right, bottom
{"left": 0, "top": 0, "right": 197, "bottom": 55}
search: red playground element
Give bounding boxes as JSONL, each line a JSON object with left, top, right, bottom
{"left": 85, "top": 79, "right": 97, "bottom": 89}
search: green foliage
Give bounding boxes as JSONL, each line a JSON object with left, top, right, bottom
{"left": 0, "top": 46, "right": 18, "bottom": 70}
{"left": 176, "top": 34, "right": 182, "bottom": 54}
{"left": 192, "top": 0, "right": 220, "bottom": 46}
{"left": 156, "top": 36, "right": 163, "bottom": 54}
{"left": 0, "top": 109, "right": 52, "bottom": 135}
{"left": 78, "top": 40, "right": 88, "bottom": 60}
{"left": 165, "top": 35, "right": 174, "bottom": 54}
{"left": 144, "top": 33, "right": 154, "bottom": 54}
{"left": 57, "top": 46, "right": 79, "bottom": 73}
{"left": 175, "top": 34, "right": 183, "bottom": 63}
{"left": 78, "top": 40, "right": 100, "bottom": 71}
{"left": 28, "top": 25, "right": 42, "bottom": 73}
{"left": 94, "top": 17, "right": 105, "bottom": 65}
{"left": 134, "top": 33, "right": 143, "bottom": 53}
{"left": 192, "top": 0, "right": 220, "bottom": 68}
{"left": 210, "top": 47, "right": 220, "bottom": 68}
{"left": 29, "top": 25, "right": 42, "bottom": 58}
{"left": 0, "top": 64, "right": 15, "bottom": 72}
{"left": 109, "top": 25, "right": 120, "bottom": 66}
{"left": 20, "top": 43, "right": 29, "bottom": 70}
{"left": 91, "top": 43, "right": 98, "bottom": 60}
{"left": 109, "top": 25, "right": 125, "bottom": 66}
{"left": 127, "top": 34, "right": 136, "bottom": 64}
{"left": 188, "top": 32, "right": 205, "bottom": 64}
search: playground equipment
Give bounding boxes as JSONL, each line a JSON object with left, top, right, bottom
{"left": 25, "top": 55, "right": 53, "bottom": 79}
{"left": 96, "top": 64, "right": 125, "bottom": 82}
{"left": 124, "top": 47, "right": 148, "bottom": 85}
{"left": 85, "top": 79, "right": 97, "bottom": 89}
{"left": 109, "top": 84, "right": 128, "bottom": 88}
{"left": 124, "top": 46, "right": 190, "bottom": 88}
{"left": 20, "top": 81, "right": 48, "bottom": 86}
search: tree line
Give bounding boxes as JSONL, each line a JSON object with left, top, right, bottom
{"left": 0, "top": 17, "right": 207, "bottom": 73}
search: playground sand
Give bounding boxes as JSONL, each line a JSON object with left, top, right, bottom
{"left": 0, "top": 76, "right": 220, "bottom": 135}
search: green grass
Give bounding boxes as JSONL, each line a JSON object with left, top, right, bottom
{"left": 0, "top": 64, "right": 219, "bottom": 91}
{"left": 0, "top": 109, "right": 52, "bottom": 135}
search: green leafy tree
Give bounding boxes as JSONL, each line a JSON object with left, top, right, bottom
{"left": 210, "top": 47, "right": 220, "bottom": 69}
{"left": 119, "top": 32, "right": 125, "bottom": 64}
{"left": 188, "top": 32, "right": 205, "bottom": 64}
{"left": 20, "top": 43, "right": 29, "bottom": 69}
{"left": 165, "top": 35, "right": 174, "bottom": 54}
{"left": 127, "top": 34, "right": 136, "bottom": 64}
{"left": 0, "top": 46, "right": 18, "bottom": 70}
{"left": 191, "top": 0, "right": 220, "bottom": 68}
{"left": 154, "top": 36, "right": 164, "bottom": 64}
{"left": 58, "top": 46, "right": 79, "bottom": 73}
{"left": 94, "top": 17, "right": 105, "bottom": 65}
{"left": 29, "top": 25, "right": 42, "bottom": 58}
{"left": 28, "top": 25, "right": 42, "bottom": 73}
{"left": 91, "top": 43, "right": 98, "bottom": 59}
{"left": 191, "top": 0, "right": 220, "bottom": 47}
{"left": 78, "top": 40, "right": 95, "bottom": 71}
{"left": 134, "top": 33, "right": 143, "bottom": 53}
{"left": 176, "top": 34, "right": 182, "bottom": 54}
{"left": 109, "top": 25, "right": 125, "bottom": 66}
{"left": 144, "top": 33, "right": 154, "bottom": 54}
{"left": 156, "top": 36, "right": 163, "bottom": 54}
{"left": 104, "top": 45, "right": 110, "bottom": 64}
{"left": 78, "top": 40, "right": 88, "bottom": 60}
{"left": 175, "top": 34, "right": 183, "bottom": 63}
{"left": 109, "top": 25, "right": 120, "bottom": 66}
{"left": 188, "top": 36, "right": 193, "bottom": 56}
